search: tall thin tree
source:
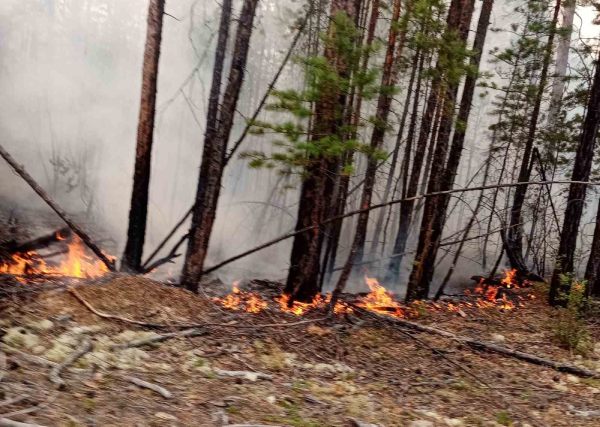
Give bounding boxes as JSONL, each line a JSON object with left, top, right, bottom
{"left": 121, "top": 0, "right": 165, "bottom": 272}
{"left": 549, "top": 49, "right": 600, "bottom": 304}
{"left": 505, "top": 0, "right": 561, "bottom": 273}
{"left": 406, "top": 0, "right": 491, "bottom": 301}
{"left": 181, "top": 0, "right": 258, "bottom": 292}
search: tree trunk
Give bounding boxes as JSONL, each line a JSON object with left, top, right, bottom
{"left": 181, "top": 0, "right": 257, "bottom": 292}
{"left": 285, "top": 0, "right": 359, "bottom": 301}
{"left": 549, "top": 49, "right": 600, "bottom": 305}
{"left": 386, "top": 79, "right": 440, "bottom": 285}
{"left": 506, "top": 0, "right": 561, "bottom": 274}
{"left": 405, "top": 0, "right": 477, "bottom": 301}
{"left": 585, "top": 198, "right": 600, "bottom": 297}
{"left": 121, "top": 0, "right": 165, "bottom": 272}
{"left": 370, "top": 48, "right": 420, "bottom": 255}
{"left": 322, "top": 0, "right": 378, "bottom": 285}
{"left": 547, "top": 0, "right": 575, "bottom": 126}
{"left": 332, "top": 0, "right": 410, "bottom": 296}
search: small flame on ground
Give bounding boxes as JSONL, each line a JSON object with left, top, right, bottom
{"left": 0, "top": 236, "right": 108, "bottom": 279}
{"left": 213, "top": 269, "right": 527, "bottom": 317}
{"left": 214, "top": 281, "right": 268, "bottom": 313}
{"left": 355, "top": 276, "right": 404, "bottom": 318}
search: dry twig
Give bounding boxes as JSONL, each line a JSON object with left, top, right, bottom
{"left": 49, "top": 338, "right": 92, "bottom": 389}
{"left": 121, "top": 375, "right": 172, "bottom": 399}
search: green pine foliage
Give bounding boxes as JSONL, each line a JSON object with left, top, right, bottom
{"left": 242, "top": 11, "right": 383, "bottom": 179}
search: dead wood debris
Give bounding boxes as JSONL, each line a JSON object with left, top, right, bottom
{"left": 121, "top": 375, "right": 172, "bottom": 399}
{"left": 0, "top": 418, "right": 47, "bottom": 427}
{"left": 111, "top": 328, "right": 207, "bottom": 350}
{"left": 357, "top": 305, "right": 600, "bottom": 379}
{"left": 48, "top": 338, "right": 92, "bottom": 389}
{"left": 0, "top": 143, "right": 114, "bottom": 271}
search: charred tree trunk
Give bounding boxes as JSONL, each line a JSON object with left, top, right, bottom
{"left": 549, "top": 50, "right": 600, "bottom": 305}
{"left": 405, "top": 0, "right": 489, "bottom": 301}
{"left": 285, "top": 0, "right": 359, "bottom": 302}
{"left": 181, "top": 0, "right": 258, "bottom": 292}
{"left": 506, "top": 0, "right": 561, "bottom": 274}
{"left": 121, "top": 0, "right": 165, "bottom": 272}
{"left": 585, "top": 198, "right": 600, "bottom": 297}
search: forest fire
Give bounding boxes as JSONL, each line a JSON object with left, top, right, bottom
{"left": 213, "top": 270, "right": 525, "bottom": 318}
{"left": 354, "top": 276, "right": 405, "bottom": 317}
{"left": 0, "top": 234, "right": 109, "bottom": 279}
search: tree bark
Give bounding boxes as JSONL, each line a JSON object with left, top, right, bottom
{"left": 181, "top": 0, "right": 257, "bottom": 292}
{"left": 332, "top": 0, "right": 408, "bottom": 296}
{"left": 121, "top": 0, "right": 165, "bottom": 272}
{"left": 285, "top": 0, "right": 359, "bottom": 301}
{"left": 506, "top": 0, "right": 561, "bottom": 274}
{"left": 405, "top": 0, "right": 489, "bottom": 301}
{"left": 585, "top": 197, "right": 600, "bottom": 297}
{"left": 547, "top": 0, "right": 575, "bottom": 126}
{"left": 550, "top": 49, "right": 600, "bottom": 304}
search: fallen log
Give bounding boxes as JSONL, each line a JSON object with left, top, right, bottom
{"left": 7, "top": 228, "right": 71, "bottom": 255}
{"left": 0, "top": 144, "right": 115, "bottom": 271}
{"left": 355, "top": 306, "right": 600, "bottom": 379}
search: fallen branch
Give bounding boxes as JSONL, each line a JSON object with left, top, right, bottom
{"left": 0, "top": 418, "right": 47, "bottom": 427}
{"left": 0, "top": 144, "right": 115, "bottom": 271}
{"left": 213, "top": 368, "right": 272, "bottom": 381}
{"left": 68, "top": 285, "right": 328, "bottom": 329}
{"left": 142, "top": 232, "right": 188, "bottom": 274}
{"left": 361, "top": 309, "right": 600, "bottom": 379}
{"left": 202, "top": 180, "right": 600, "bottom": 276}
{"left": 121, "top": 375, "right": 172, "bottom": 399}
{"left": 0, "top": 344, "right": 57, "bottom": 368}
{"left": 111, "top": 328, "right": 207, "bottom": 350}
{"left": 49, "top": 338, "right": 92, "bottom": 389}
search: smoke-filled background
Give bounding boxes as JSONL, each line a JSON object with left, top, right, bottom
{"left": 0, "top": 0, "right": 598, "bottom": 293}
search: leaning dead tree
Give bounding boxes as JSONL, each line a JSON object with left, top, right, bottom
{"left": 122, "top": 0, "right": 165, "bottom": 272}
{"left": 0, "top": 144, "right": 115, "bottom": 271}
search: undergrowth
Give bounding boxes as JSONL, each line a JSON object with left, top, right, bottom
{"left": 552, "top": 276, "right": 593, "bottom": 356}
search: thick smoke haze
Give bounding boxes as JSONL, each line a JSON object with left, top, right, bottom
{"left": 0, "top": 0, "right": 598, "bottom": 292}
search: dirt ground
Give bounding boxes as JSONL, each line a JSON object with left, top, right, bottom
{"left": 0, "top": 274, "right": 599, "bottom": 427}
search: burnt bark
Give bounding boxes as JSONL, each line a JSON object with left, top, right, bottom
{"left": 181, "top": 0, "right": 257, "bottom": 292}
{"left": 122, "top": 0, "right": 165, "bottom": 272}
{"left": 550, "top": 49, "right": 600, "bottom": 304}
{"left": 405, "top": 0, "right": 488, "bottom": 301}
{"left": 506, "top": 0, "right": 561, "bottom": 274}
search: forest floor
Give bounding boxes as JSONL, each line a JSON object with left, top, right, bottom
{"left": 0, "top": 274, "right": 599, "bottom": 427}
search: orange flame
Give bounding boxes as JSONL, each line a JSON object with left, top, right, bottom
{"left": 214, "top": 281, "right": 268, "bottom": 313}
{"left": 356, "top": 276, "right": 405, "bottom": 318}
{"left": 0, "top": 236, "right": 108, "bottom": 279}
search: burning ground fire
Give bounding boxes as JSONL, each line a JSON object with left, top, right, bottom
{"left": 0, "top": 234, "right": 109, "bottom": 279}
{"left": 213, "top": 270, "right": 528, "bottom": 318}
